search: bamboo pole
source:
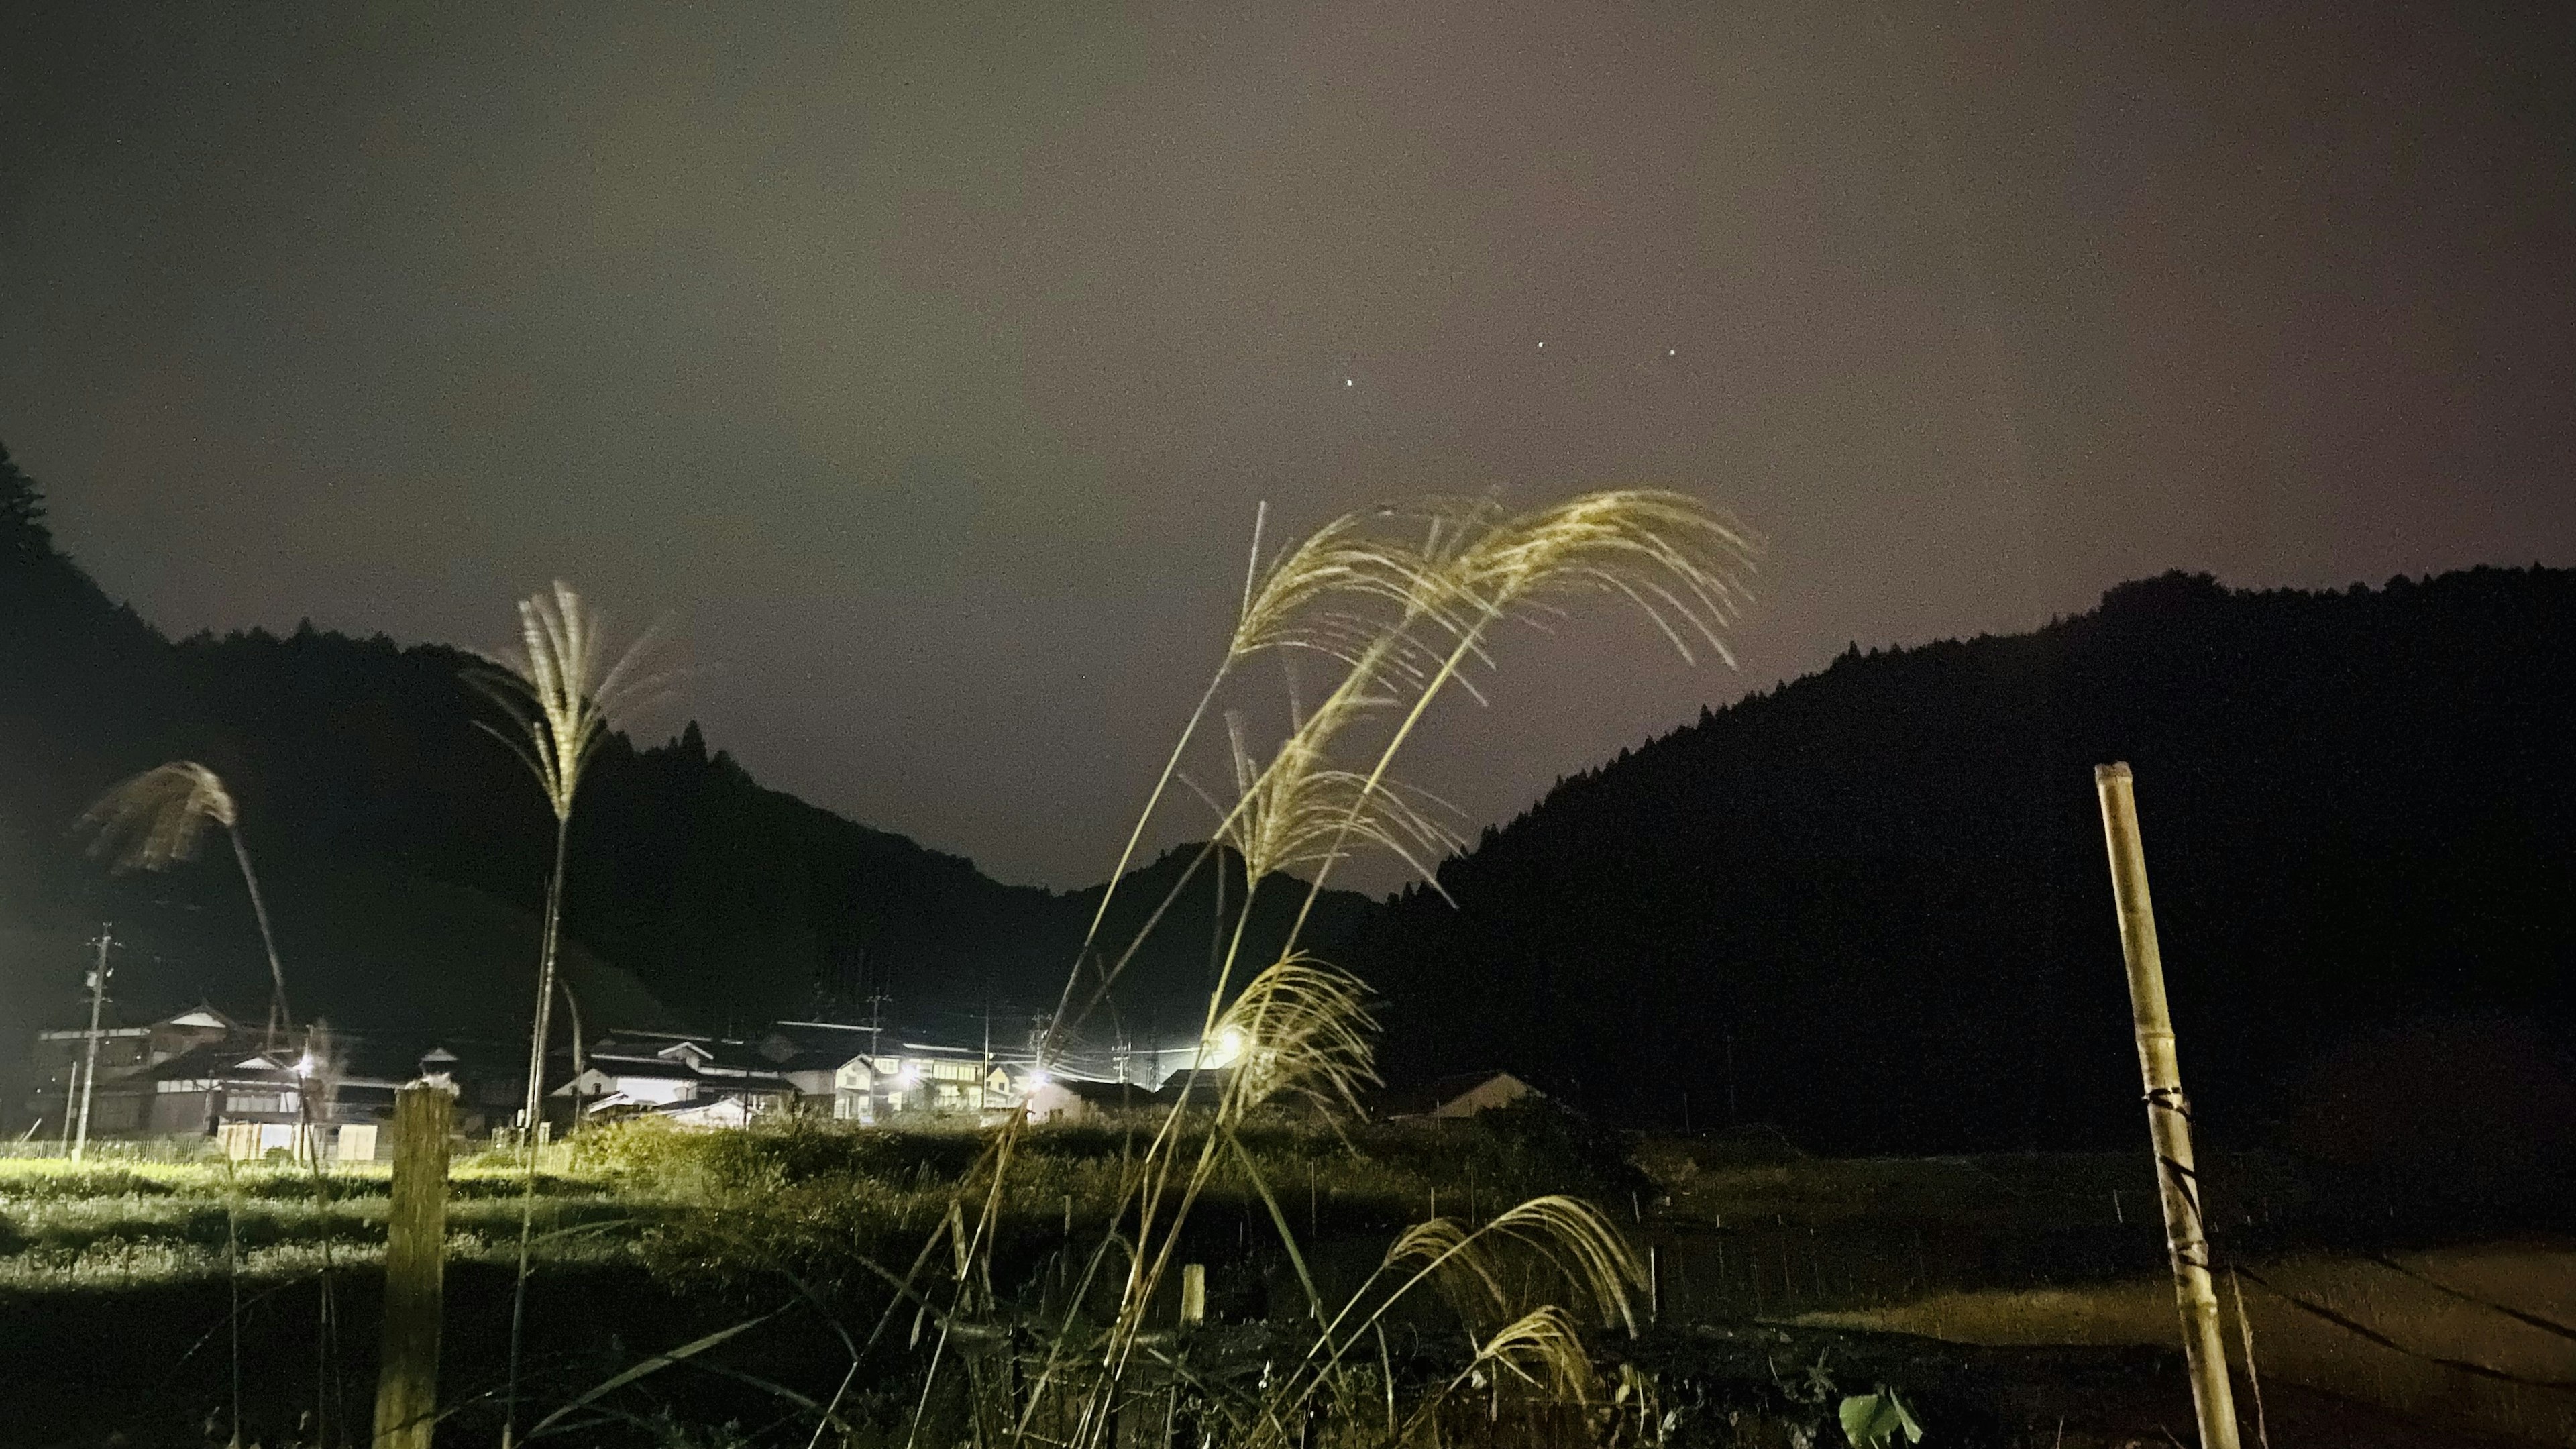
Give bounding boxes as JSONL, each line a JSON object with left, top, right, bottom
{"left": 2095, "top": 762, "right": 2241, "bottom": 1449}
{"left": 372, "top": 1083, "right": 453, "bottom": 1449}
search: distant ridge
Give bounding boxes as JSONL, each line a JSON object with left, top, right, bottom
{"left": 1360, "top": 567, "right": 2576, "bottom": 1156}
{"left": 15, "top": 427, "right": 2567, "bottom": 1165}
{"left": 0, "top": 442, "right": 1366, "bottom": 1124}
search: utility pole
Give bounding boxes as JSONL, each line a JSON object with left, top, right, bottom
{"left": 71, "top": 924, "right": 114, "bottom": 1163}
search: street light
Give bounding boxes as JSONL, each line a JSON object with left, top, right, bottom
{"left": 1200, "top": 1026, "right": 1246, "bottom": 1071}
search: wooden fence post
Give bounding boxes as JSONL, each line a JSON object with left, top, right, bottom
{"left": 372, "top": 1083, "right": 453, "bottom": 1449}
{"left": 2095, "top": 763, "right": 2241, "bottom": 1449}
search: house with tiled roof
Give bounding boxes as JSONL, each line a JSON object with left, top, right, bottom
{"left": 553, "top": 1033, "right": 802, "bottom": 1124}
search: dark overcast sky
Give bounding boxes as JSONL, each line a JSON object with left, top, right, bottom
{"left": 3, "top": 1, "right": 2570, "bottom": 888}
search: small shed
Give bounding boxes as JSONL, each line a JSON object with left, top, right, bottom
{"left": 652, "top": 1095, "right": 760, "bottom": 1131}
{"left": 1375, "top": 1071, "right": 1538, "bottom": 1120}
{"left": 1024, "top": 1077, "right": 1155, "bottom": 1125}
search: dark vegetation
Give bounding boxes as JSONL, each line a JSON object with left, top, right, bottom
{"left": 1, "top": 1115, "right": 2548, "bottom": 1447}
{"left": 0, "top": 442, "right": 1365, "bottom": 1085}
{"left": 1360, "top": 566, "right": 2576, "bottom": 1162}
{"left": 9, "top": 438, "right": 2575, "bottom": 1179}
{"left": 0, "top": 1108, "right": 1644, "bottom": 1446}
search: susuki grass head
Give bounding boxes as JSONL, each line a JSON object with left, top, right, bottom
{"left": 1381, "top": 1193, "right": 1644, "bottom": 1338}
{"left": 856, "top": 486, "right": 1753, "bottom": 1449}
{"left": 77, "top": 761, "right": 238, "bottom": 872}
{"left": 466, "top": 581, "right": 667, "bottom": 822}
{"left": 1210, "top": 712, "right": 1464, "bottom": 888}
{"left": 1228, "top": 508, "right": 1450, "bottom": 672}
{"left": 1201, "top": 488, "right": 1758, "bottom": 908}
{"left": 1208, "top": 953, "right": 1381, "bottom": 1120}
{"left": 1411, "top": 488, "right": 1760, "bottom": 665}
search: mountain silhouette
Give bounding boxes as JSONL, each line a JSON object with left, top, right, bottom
{"left": 0, "top": 443, "right": 1364, "bottom": 1119}
{"left": 1358, "top": 566, "right": 2576, "bottom": 1158}
{"left": 11, "top": 435, "right": 2569, "bottom": 1167}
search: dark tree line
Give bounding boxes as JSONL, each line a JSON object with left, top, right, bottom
{"left": 10, "top": 435, "right": 2571, "bottom": 1167}
{"left": 0, "top": 443, "right": 1361, "bottom": 1051}
{"left": 1358, "top": 568, "right": 2576, "bottom": 1159}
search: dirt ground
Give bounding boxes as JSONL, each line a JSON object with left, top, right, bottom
{"left": 1799, "top": 1242, "right": 2576, "bottom": 1446}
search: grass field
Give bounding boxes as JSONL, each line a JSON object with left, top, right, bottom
{"left": 0, "top": 1110, "right": 1646, "bottom": 1445}
{"left": 0, "top": 1149, "right": 651, "bottom": 1286}
{"left": 3, "top": 1120, "right": 2567, "bottom": 1446}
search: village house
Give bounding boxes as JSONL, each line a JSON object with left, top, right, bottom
{"left": 23, "top": 1006, "right": 428, "bottom": 1161}
{"left": 25, "top": 1006, "right": 235, "bottom": 1136}
{"left": 756, "top": 1020, "right": 890, "bottom": 1102}
{"left": 551, "top": 1031, "right": 804, "bottom": 1126}
{"left": 1372, "top": 1070, "right": 1538, "bottom": 1120}
{"left": 828, "top": 1040, "right": 1036, "bottom": 1124}
{"left": 1022, "top": 1075, "right": 1158, "bottom": 1124}
{"left": 25, "top": 1004, "right": 1241, "bottom": 1145}
{"left": 545, "top": 1022, "right": 1058, "bottom": 1129}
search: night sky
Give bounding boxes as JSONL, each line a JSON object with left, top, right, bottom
{"left": 3, "top": 3, "right": 2569, "bottom": 888}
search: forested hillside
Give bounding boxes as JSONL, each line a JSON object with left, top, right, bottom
{"left": 1360, "top": 567, "right": 2576, "bottom": 1159}
{"left": 0, "top": 443, "right": 1362, "bottom": 1078}
{"left": 13, "top": 430, "right": 2571, "bottom": 1168}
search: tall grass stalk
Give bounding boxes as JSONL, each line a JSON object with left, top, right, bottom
{"left": 468, "top": 580, "right": 666, "bottom": 1449}
{"left": 80, "top": 763, "right": 351, "bottom": 1440}
{"left": 859, "top": 488, "right": 1758, "bottom": 1448}
{"left": 291, "top": 1027, "right": 351, "bottom": 1446}
{"left": 79, "top": 761, "right": 293, "bottom": 1043}
{"left": 508, "top": 490, "right": 1750, "bottom": 1445}
{"left": 223, "top": 1155, "right": 244, "bottom": 1448}
{"left": 1046, "top": 498, "right": 1444, "bottom": 1038}
{"left": 1087, "top": 493, "right": 1749, "bottom": 1429}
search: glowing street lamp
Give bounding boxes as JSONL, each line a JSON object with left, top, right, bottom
{"left": 1200, "top": 1026, "right": 1247, "bottom": 1071}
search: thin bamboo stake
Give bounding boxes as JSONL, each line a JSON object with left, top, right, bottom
{"left": 2230, "top": 1267, "right": 2271, "bottom": 1449}
{"left": 373, "top": 1084, "right": 453, "bottom": 1449}
{"left": 2095, "top": 762, "right": 2241, "bottom": 1449}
